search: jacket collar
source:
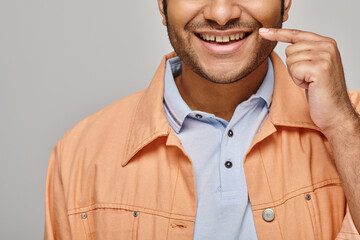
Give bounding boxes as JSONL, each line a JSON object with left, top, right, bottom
{"left": 268, "top": 53, "right": 319, "bottom": 130}
{"left": 122, "top": 52, "right": 319, "bottom": 166}
{"left": 122, "top": 52, "right": 177, "bottom": 166}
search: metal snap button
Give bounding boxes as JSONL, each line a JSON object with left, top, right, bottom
{"left": 133, "top": 211, "right": 139, "bottom": 217}
{"left": 81, "top": 213, "right": 87, "bottom": 219}
{"left": 305, "top": 194, "right": 311, "bottom": 200}
{"left": 228, "top": 130, "right": 234, "bottom": 137}
{"left": 262, "top": 209, "right": 275, "bottom": 222}
{"left": 195, "top": 114, "right": 203, "bottom": 119}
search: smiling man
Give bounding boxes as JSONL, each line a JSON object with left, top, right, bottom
{"left": 45, "top": 0, "right": 360, "bottom": 239}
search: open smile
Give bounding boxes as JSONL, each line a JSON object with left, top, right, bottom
{"left": 194, "top": 31, "right": 253, "bottom": 55}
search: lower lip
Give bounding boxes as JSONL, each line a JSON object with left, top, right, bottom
{"left": 197, "top": 34, "right": 250, "bottom": 55}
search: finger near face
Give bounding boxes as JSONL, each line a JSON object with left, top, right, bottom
{"left": 260, "top": 28, "right": 327, "bottom": 43}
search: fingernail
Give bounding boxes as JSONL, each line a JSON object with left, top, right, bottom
{"left": 259, "top": 28, "right": 270, "bottom": 33}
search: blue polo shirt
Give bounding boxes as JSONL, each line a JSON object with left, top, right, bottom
{"left": 163, "top": 57, "right": 274, "bottom": 239}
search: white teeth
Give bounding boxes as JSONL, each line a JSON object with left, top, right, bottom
{"left": 199, "top": 33, "right": 248, "bottom": 42}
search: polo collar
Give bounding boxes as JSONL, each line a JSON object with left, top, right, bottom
{"left": 163, "top": 56, "right": 191, "bottom": 134}
{"left": 122, "top": 52, "right": 319, "bottom": 166}
{"left": 164, "top": 57, "right": 274, "bottom": 134}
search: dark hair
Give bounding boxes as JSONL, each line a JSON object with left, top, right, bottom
{"left": 163, "top": 0, "right": 285, "bottom": 20}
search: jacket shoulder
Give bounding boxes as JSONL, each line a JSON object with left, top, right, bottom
{"left": 58, "top": 89, "right": 146, "bottom": 156}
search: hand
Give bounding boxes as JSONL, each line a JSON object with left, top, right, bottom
{"left": 259, "top": 28, "right": 357, "bottom": 133}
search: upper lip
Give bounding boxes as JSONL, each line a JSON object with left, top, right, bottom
{"left": 194, "top": 29, "right": 253, "bottom": 36}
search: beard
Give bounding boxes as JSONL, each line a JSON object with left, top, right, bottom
{"left": 166, "top": 19, "right": 282, "bottom": 84}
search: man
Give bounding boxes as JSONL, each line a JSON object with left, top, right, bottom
{"left": 45, "top": 0, "right": 360, "bottom": 239}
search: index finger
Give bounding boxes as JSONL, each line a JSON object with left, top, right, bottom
{"left": 259, "top": 28, "right": 326, "bottom": 44}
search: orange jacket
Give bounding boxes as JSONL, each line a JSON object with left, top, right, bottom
{"left": 45, "top": 52, "right": 360, "bottom": 240}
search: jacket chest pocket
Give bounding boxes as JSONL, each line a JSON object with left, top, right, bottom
{"left": 71, "top": 207, "right": 194, "bottom": 240}
{"left": 79, "top": 208, "right": 140, "bottom": 240}
{"left": 304, "top": 185, "right": 345, "bottom": 240}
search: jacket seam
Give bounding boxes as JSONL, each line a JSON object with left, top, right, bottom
{"left": 251, "top": 178, "right": 342, "bottom": 208}
{"left": 77, "top": 207, "right": 193, "bottom": 223}
{"left": 80, "top": 214, "right": 89, "bottom": 240}
{"left": 305, "top": 193, "right": 320, "bottom": 240}
{"left": 258, "top": 144, "right": 285, "bottom": 240}
{"left": 132, "top": 211, "right": 139, "bottom": 240}
{"left": 86, "top": 215, "right": 93, "bottom": 240}
{"left": 253, "top": 184, "right": 342, "bottom": 211}
{"left": 67, "top": 203, "right": 195, "bottom": 219}
{"left": 166, "top": 150, "right": 181, "bottom": 239}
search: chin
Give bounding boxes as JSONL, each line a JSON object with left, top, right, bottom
{"left": 197, "top": 61, "right": 252, "bottom": 84}
{"left": 198, "top": 69, "right": 245, "bottom": 84}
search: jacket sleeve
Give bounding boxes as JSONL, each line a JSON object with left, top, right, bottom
{"left": 44, "top": 141, "right": 72, "bottom": 240}
{"left": 336, "top": 205, "right": 360, "bottom": 240}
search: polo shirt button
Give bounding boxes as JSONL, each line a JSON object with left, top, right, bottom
{"left": 225, "top": 161, "right": 233, "bottom": 168}
{"left": 262, "top": 209, "right": 275, "bottom": 222}
{"left": 228, "top": 130, "right": 234, "bottom": 137}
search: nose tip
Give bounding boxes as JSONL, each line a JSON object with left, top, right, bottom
{"left": 204, "top": 0, "right": 242, "bottom": 26}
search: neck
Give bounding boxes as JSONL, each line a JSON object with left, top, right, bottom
{"left": 175, "top": 58, "right": 269, "bottom": 122}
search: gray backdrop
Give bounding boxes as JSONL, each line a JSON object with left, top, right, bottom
{"left": 0, "top": 0, "right": 359, "bottom": 239}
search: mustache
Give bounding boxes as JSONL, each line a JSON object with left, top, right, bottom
{"left": 185, "top": 20, "right": 261, "bottom": 31}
